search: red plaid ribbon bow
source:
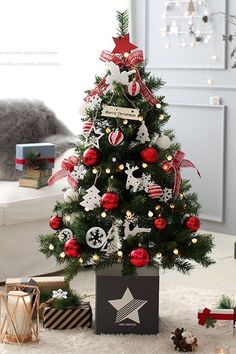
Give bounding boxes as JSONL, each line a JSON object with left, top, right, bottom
{"left": 85, "top": 49, "right": 159, "bottom": 106}
{"left": 48, "top": 155, "right": 79, "bottom": 189}
{"left": 163, "top": 151, "right": 201, "bottom": 195}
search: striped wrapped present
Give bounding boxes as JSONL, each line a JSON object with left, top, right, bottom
{"left": 43, "top": 302, "right": 92, "bottom": 330}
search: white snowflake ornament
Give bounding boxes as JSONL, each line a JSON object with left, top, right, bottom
{"left": 159, "top": 188, "right": 172, "bottom": 203}
{"left": 52, "top": 289, "right": 68, "bottom": 299}
{"left": 86, "top": 227, "right": 107, "bottom": 249}
{"left": 138, "top": 173, "right": 153, "bottom": 193}
{"left": 71, "top": 164, "right": 86, "bottom": 181}
{"left": 58, "top": 228, "right": 73, "bottom": 242}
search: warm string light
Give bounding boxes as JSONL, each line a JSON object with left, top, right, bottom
{"left": 173, "top": 248, "right": 179, "bottom": 255}
{"left": 170, "top": 203, "right": 175, "bottom": 209}
{"left": 79, "top": 258, "right": 83, "bottom": 264}
{"left": 49, "top": 244, "right": 54, "bottom": 250}
{"left": 92, "top": 254, "right": 99, "bottom": 261}
{"left": 192, "top": 238, "right": 198, "bottom": 244}
{"left": 105, "top": 168, "right": 111, "bottom": 174}
{"left": 155, "top": 205, "right": 161, "bottom": 211}
{"left": 142, "top": 163, "right": 148, "bottom": 169}
{"left": 101, "top": 211, "right": 107, "bottom": 218}
{"left": 126, "top": 210, "right": 133, "bottom": 218}
{"left": 117, "top": 250, "right": 123, "bottom": 257}
{"left": 92, "top": 168, "right": 98, "bottom": 174}
{"left": 60, "top": 252, "right": 65, "bottom": 258}
{"left": 138, "top": 116, "right": 144, "bottom": 121}
{"left": 159, "top": 114, "right": 165, "bottom": 121}
{"left": 118, "top": 164, "right": 125, "bottom": 171}
{"left": 148, "top": 211, "right": 154, "bottom": 217}
{"left": 167, "top": 155, "right": 172, "bottom": 161}
{"left": 123, "top": 119, "right": 128, "bottom": 125}
{"left": 106, "top": 127, "right": 111, "bottom": 134}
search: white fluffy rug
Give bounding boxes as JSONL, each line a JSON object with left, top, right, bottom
{"left": 1, "top": 278, "right": 235, "bottom": 354}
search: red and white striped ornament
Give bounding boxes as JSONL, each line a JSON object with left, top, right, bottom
{"left": 127, "top": 81, "right": 140, "bottom": 96}
{"left": 108, "top": 129, "right": 124, "bottom": 146}
{"left": 83, "top": 121, "right": 93, "bottom": 135}
{"left": 148, "top": 184, "right": 162, "bottom": 199}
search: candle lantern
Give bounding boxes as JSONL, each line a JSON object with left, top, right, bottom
{"left": 0, "top": 284, "right": 40, "bottom": 344}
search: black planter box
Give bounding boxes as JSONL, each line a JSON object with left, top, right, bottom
{"left": 95, "top": 265, "right": 159, "bottom": 334}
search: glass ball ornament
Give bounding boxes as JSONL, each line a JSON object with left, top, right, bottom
{"left": 83, "top": 147, "right": 101, "bottom": 167}
{"left": 49, "top": 215, "right": 63, "bottom": 230}
{"left": 153, "top": 217, "right": 167, "bottom": 230}
{"left": 184, "top": 216, "right": 200, "bottom": 232}
{"left": 129, "top": 248, "right": 150, "bottom": 267}
{"left": 101, "top": 192, "right": 120, "bottom": 211}
{"left": 64, "top": 238, "right": 81, "bottom": 258}
{"left": 140, "top": 147, "right": 158, "bottom": 164}
{"left": 64, "top": 188, "right": 79, "bottom": 203}
{"left": 156, "top": 135, "right": 171, "bottom": 150}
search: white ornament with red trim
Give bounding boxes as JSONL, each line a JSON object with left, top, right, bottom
{"left": 108, "top": 129, "right": 124, "bottom": 146}
{"left": 148, "top": 184, "right": 163, "bottom": 199}
{"left": 83, "top": 121, "right": 93, "bottom": 135}
{"left": 127, "top": 81, "right": 140, "bottom": 96}
{"left": 136, "top": 121, "right": 150, "bottom": 144}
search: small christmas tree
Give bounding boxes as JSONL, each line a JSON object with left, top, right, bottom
{"left": 39, "top": 10, "right": 214, "bottom": 280}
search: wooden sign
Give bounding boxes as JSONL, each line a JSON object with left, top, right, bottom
{"left": 102, "top": 105, "right": 140, "bottom": 120}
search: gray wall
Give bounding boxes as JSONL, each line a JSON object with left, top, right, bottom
{"left": 131, "top": 0, "right": 236, "bottom": 236}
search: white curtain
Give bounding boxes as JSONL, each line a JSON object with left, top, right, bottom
{"left": 0, "top": 0, "right": 130, "bottom": 134}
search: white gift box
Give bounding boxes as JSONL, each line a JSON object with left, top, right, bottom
{"left": 198, "top": 308, "right": 235, "bottom": 336}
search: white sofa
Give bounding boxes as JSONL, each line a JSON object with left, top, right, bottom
{"left": 0, "top": 149, "right": 74, "bottom": 282}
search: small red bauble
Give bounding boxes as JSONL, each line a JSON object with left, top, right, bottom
{"left": 108, "top": 129, "right": 124, "bottom": 146}
{"left": 129, "top": 248, "right": 149, "bottom": 267}
{"left": 101, "top": 192, "right": 120, "bottom": 211}
{"left": 49, "top": 215, "right": 63, "bottom": 230}
{"left": 64, "top": 238, "right": 81, "bottom": 257}
{"left": 83, "top": 147, "right": 101, "bottom": 167}
{"left": 153, "top": 217, "right": 167, "bottom": 230}
{"left": 127, "top": 81, "right": 140, "bottom": 96}
{"left": 140, "top": 147, "right": 158, "bottom": 164}
{"left": 184, "top": 216, "right": 200, "bottom": 232}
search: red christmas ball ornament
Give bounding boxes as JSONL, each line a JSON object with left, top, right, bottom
{"left": 49, "top": 215, "right": 63, "bottom": 230}
{"left": 101, "top": 192, "right": 120, "bottom": 211}
{"left": 64, "top": 238, "right": 81, "bottom": 257}
{"left": 153, "top": 217, "right": 167, "bottom": 230}
{"left": 127, "top": 81, "right": 140, "bottom": 96}
{"left": 129, "top": 248, "right": 150, "bottom": 267}
{"left": 83, "top": 147, "right": 101, "bottom": 167}
{"left": 140, "top": 147, "right": 158, "bottom": 164}
{"left": 184, "top": 216, "right": 200, "bottom": 232}
{"left": 82, "top": 120, "right": 93, "bottom": 134}
{"left": 148, "top": 184, "right": 162, "bottom": 199}
{"left": 108, "top": 129, "right": 124, "bottom": 146}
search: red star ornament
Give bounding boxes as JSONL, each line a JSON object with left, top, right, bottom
{"left": 112, "top": 33, "right": 137, "bottom": 56}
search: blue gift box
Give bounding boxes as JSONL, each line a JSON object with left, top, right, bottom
{"left": 15, "top": 143, "right": 55, "bottom": 171}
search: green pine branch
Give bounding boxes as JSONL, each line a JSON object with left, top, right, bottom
{"left": 116, "top": 10, "right": 129, "bottom": 37}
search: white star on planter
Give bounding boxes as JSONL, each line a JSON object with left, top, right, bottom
{"left": 52, "top": 289, "right": 68, "bottom": 299}
{"left": 108, "top": 287, "right": 147, "bottom": 324}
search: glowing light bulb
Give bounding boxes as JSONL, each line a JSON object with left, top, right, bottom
{"left": 126, "top": 210, "right": 133, "bottom": 218}
{"left": 124, "top": 52, "right": 129, "bottom": 58}
{"left": 159, "top": 114, "right": 165, "bottom": 121}
{"left": 173, "top": 248, "right": 179, "bottom": 255}
{"left": 148, "top": 211, "right": 154, "bottom": 217}
{"left": 93, "top": 254, "right": 99, "bottom": 261}
{"left": 192, "top": 238, "right": 198, "bottom": 244}
{"left": 155, "top": 205, "right": 161, "bottom": 211}
{"left": 156, "top": 103, "right": 162, "bottom": 109}
{"left": 49, "top": 244, "right": 54, "bottom": 250}
{"left": 123, "top": 119, "right": 128, "bottom": 125}
{"left": 117, "top": 251, "right": 123, "bottom": 257}
{"left": 92, "top": 168, "right": 98, "bottom": 174}
{"left": 79, "top": 258, "right": 83, "bottom": 264}
{"left": 101, "top": 211, "right": 107, "bottom": 218}
{"left": 60, "top": 252, "right": 65, "bottom": 258}
{"left": 170, "top": 204, "right": 175, "bottom": 209}
{"left": 105, "top": 168, "right": 111, "bottom": 174}
{"left": 106, "top": 127, "right": 111, "bottom": 134}
{"left": 119, "top": 164, "right": 125, "bottom": 171}
{"left": 142, "top": 163, "right": 148, "bottom": 168}
{"left": 138, "top": 116, "right": 144, "bottom": 121}
{"left": 156, "top": 252, "right": 162, "bottom": 258}
{"left": 167, "top": 155, "right": 172, "bottom": 161}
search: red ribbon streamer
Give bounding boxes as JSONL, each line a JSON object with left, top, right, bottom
{"left": 163, "top": 151, "right": 201, "bottom": 195}
{"left": 15, "top": 158, "right": 55, "bottom": 165}
{"left": 198, "top": 307, "right": 235, "bottom": 326}
{"left": 48, "top": 155, "right": 79, "bottom": 189}
{"left": 85, "top": 49, "right": 159, "bottom": 106}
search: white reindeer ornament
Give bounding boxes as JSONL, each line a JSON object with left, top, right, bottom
{"left": 123, "top": 216, "right": 151, "bottom": 240}
{"left": 125, "top": 163, "right": 140, "bottom": 192}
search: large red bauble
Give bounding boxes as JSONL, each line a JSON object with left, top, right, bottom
{"left": 140, "top": 147, "right": 158, "bottom": 164}
{"left": 83, "top": 147, "right": 101, "bottom": 167}
{"left": 129, "top": 248, "right": 149, "bottom": 267}
{"left": 184, "top": 216, "right": 200, "bottom": 232}
{"left": 101, "top": 192, "right": 120, "bottom": 211}
{"left": 49, "top": 215, "right": 63, "bottom": 230}
{"left": 153, "top": 217, "right": 167, "bottom": 230}
{"left": 64, "top": 238, "right": 81, "bottom": 257}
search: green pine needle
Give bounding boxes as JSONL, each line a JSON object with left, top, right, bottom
{"left": 116, "top": 10, "right": 129, "bottom": 37}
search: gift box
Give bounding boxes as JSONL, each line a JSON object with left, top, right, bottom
{"left": 15, "top": 143, "right": 55, "bottom": 171}
{"left": 198, "top": 307, "right": 236, "bottom": 336}
{"left": 25, "top": 168, "right": 52, "bottom": 178}
{"left": 19, "top": 175, "right": 50, "bottom": 189}
{"left": 95, "top": 264, "right": 159, "bottom": 334}
{"left": 43, "top": 302, "right": 92, "bottom": 330}
{"left": 5, "top": 276, "right": 69, "bottom": 293}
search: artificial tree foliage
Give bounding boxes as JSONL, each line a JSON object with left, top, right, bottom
{"left": 39, "top": 10, "right": 214, "bottom": 280}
